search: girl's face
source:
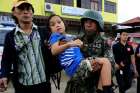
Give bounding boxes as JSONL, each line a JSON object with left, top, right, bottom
{"left": 49, "top": 16, "right": 65, "bottom": 34}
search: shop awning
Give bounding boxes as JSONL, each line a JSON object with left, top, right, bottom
{"left": 119, "top": 17, "right": 140, "bottom": 26}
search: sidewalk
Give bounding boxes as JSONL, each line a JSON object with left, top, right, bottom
{"left": 0, "top": 71, "right": 137, "bottom": 93}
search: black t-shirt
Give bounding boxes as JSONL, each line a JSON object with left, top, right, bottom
{"left": 113, "top": 42, "right": 134, "bottom": 67}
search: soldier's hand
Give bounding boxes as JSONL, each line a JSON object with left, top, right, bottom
{"left": 91, "top": 60, "right": 102, "bottom": 72}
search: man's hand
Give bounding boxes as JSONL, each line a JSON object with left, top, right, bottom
{"left": 115, "top": 62, "right": 125, "bottom": 70}
{"left": 120, "top": 62, "right": 125, "bottom": 67}
{"left": 133, "top": 70, "right": 139, "bottom": 78}
{"left": 0, "top": 77, "right": 8, "bottom": 92}
{"left": 115, "top": 63, "right": 120, "bottom": 70}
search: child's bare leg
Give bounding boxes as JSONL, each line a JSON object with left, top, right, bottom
{"left": 96, "top": 58, "right": 112, "bottom": 86}
{"left": 101, "top": 58, "right": 112, "bottom": 85}
{"left": 95, "top": 58, "right": 114, "bottom": 93}
{"left": 97, "top": 76, "right": 103, "bottom": 90}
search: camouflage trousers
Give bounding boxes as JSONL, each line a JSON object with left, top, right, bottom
{"left": 65, "top": 59, "right": 100, "bottom": 93}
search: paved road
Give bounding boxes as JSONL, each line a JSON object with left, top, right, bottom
{"left": 0, "top": 71, "right": 137, "bottom": 93}
{"left": 52, "top": 72, "right": 137, "bottom": 93}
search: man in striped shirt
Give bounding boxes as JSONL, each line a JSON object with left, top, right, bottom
{"left": 0, "top": 1, "right": 51, "bottom": 93}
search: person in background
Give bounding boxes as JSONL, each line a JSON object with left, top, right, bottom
{"left": 112, "top": 33, "right": 120, "bottom": 47}
{"left": 113, "top": 31, "right": 138, "bottom": 93}
{"left": 104, "top": 37, "right": 116, "bottom": 75}
{"left": 0, "top": 0, "right": 51, "bottom": 93}
{"left": 47, "top": 14, "right": 114, "bottom": 93}
{"left": 135, "top": 44, "right": 140, "bottom": 93}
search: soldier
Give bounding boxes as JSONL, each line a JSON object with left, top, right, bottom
{"left": 47, "top": 14, "right": 114, "bottom": 93}
{"left": 80, "top": 10, "right": 114, "bottom": 93}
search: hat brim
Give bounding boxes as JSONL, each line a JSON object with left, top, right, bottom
{"left": 81, "top": 17, "right": 98, "bottom": 26}
{"left": 13, "top": 1, "right": 31, "bottom": 8}
{"left": 81, "top": 17, "right": 104, "bottom": 32}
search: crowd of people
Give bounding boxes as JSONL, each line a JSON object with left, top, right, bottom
{"left": 0, "top": 0, "right": 139, "bottom": 93}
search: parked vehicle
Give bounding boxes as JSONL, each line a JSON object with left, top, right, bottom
{"left": 0, "top": 22, "right": 15, "bottom": 72}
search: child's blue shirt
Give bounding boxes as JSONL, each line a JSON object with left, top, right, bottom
{"left": 49, "top": 32, "right": 84, "bottom": 77}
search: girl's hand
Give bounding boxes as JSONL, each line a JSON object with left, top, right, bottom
{"left": 74, "top": 39, "right": 83, "bottom": 47}
{"left": 67, "top": 39, "right": 83, "bottom": 47}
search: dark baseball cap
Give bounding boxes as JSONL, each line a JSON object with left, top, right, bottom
{"left": 12, "top": 0, "right": 34, "bottom": 12}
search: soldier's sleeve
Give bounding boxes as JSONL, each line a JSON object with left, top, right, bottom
{"left": 103, "top": 40, "right": 115, "bottom": 63}
{"left": 103, "top": 40, "right": 116, "bottom": 74}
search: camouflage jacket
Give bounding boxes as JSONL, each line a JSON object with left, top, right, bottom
{"left": 81, "top": 34, "right": 115, "bottom": 64}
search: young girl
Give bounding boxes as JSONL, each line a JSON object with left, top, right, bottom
{"left": 47, "top": 14, "right": 113, "bottom": 93}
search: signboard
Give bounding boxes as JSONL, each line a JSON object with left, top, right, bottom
{"left": 62, "top": 6, "right": 87, "bottom": 16}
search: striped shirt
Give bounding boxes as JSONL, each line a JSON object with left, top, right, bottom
{"left": 49, "top": 32, "right": 84, "bottom": 76}
{"left": 14, "top": 24, "right": 46, "bottom": 85}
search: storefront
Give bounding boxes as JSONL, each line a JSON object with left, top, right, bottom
{"left": 0, "top": 12, "right": 48, "bottom": 27}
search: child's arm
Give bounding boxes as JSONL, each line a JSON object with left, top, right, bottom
{"left": 51, "top": 39, "right": 83, "bottom": 55}
{"left": 51, "top": 41, "right": 70, "bottom": 55}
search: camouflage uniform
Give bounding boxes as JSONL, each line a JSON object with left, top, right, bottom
{"left": 81, "top": 34, "right": 105, "bottom": 58}
{"left": 81, "top": 34, "right": 115, "bottom": 73}
{"left": 65, "top": 59, "right": 98, "bottom": 93}
{"left": 65, "top": 34, "right": 115, "bottom": 93}
{"left": 65, "top": 10, "right": 115, "bottom": 93}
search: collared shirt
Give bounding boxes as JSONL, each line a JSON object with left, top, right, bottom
{"left": 14, "top": 24, "right": 46, "bottom": 85}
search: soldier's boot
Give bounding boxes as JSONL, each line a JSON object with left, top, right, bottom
{"left": 96, "top": 89, "right": 103, "bottom": 93}
{"left": 103, "top": 86, "right": 114, "bottom": 93}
